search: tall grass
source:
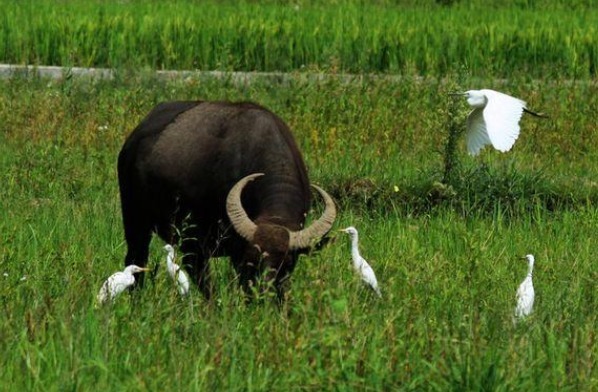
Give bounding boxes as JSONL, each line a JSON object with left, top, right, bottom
{"left": 0, "top": 1, "right": 596, "bottom": 78}
{"left": 0, "top": 74, "right": 596, "bottom": 390}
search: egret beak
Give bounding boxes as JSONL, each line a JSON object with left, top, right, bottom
{"left": 448, "top": 92, "right": 466, "bottom": 96}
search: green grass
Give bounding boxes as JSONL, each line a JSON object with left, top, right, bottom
{"left": 0, "top": 72, "right": 596, "bottom": 390}
{"left": 0, "top": 0, "right": 596, "bottom": 78}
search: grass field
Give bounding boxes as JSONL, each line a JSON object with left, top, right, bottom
{"left": 1, "top": 72, "right": 596, "bottom": 390}
{"left": 1, "top": 0, "right": 597, "bottom": 390}
{"left": 0, "top": 0, "right": 596, "bottom": 78}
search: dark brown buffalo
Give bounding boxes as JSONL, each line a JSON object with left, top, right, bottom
{"left": 117, "top": 101, "right": 336, "bottom": 299}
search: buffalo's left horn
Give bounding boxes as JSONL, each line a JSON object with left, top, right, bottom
{"left": 288, "top": 184, "right": 336, "bottom": 250}
{"left": 226, "top": 173, "right": 264, "bottom": 242}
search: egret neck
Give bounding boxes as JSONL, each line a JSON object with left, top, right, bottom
{"left": 349, "top": 233, "right": 361, "bottom": 266}
{"left": 526, "top": 256, "right": 534, "bottom": 278}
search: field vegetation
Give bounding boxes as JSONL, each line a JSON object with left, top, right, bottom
{"left": 0, "top": 0, "right": 596, "bottom": 78}
{"left": 1, "top": 0, "right": 597, "bottom": 390}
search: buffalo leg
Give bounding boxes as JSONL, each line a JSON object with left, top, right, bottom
{"left": 121, "top": 197, "right": 152, "bottom": 287}
{"left": 233, "top": 256, "right": 288, "bottom": 303}
{"left": 230, "top": 251, "right": 262, "bottom": 299}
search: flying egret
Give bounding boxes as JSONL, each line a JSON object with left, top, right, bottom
{"left": 450, "top": 89, "right": 546, "bottom": 156}
{"left": 340, "top": 226, "right": 382, "bottom": 298}
{"left": 164, "top": 244, "right": 190, "bottom": 296}
{"left": 97, "top": 265, "right": 149, "bottom": 305}
{"left": 514, "top": 254, "right": 535, "bottom": 322}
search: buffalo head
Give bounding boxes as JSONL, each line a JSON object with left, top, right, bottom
{"left": 226, "top": 173, "right": 336, "bottom": 297}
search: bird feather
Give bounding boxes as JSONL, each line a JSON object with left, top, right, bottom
{"left": 466, "top": 107, "right": 492, "bottom": 156}
{"left": 481, "top": 89, "right": 525, "bottom": 153}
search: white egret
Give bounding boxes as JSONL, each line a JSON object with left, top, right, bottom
{"left": 97, "top": 265, "right": 149, "bottom": 305}
{"left": 164, "top": 244, "right": 190, "bottom": 296}
{"left": 514, "top": 254, "right": 535, "bottom": 322}
{"left": 450, "top": 89, "right": 546, "bottom": 156}
{"left": 340, "top": 226, "right": 382, "bottom": 298}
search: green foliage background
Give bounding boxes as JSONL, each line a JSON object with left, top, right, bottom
{"left": 0, "top": 0, "right": 596, "bottom": 78}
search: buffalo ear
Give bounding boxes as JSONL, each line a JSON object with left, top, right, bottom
{"left": 294, "top": 248, "right": 310, "bottom": 256}
{"left": 311, "top": 235, "right": 333, "bottom": 252}
{"left": 294, "top": 235, "right": 333, "bottom": 256}
{"left": 288, "top": 184, "right": 336, "bottom": 250}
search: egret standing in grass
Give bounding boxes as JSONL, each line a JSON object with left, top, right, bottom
{"left": 340, "top": 226, "right": 382, "bottom": 298}
{"left": 97, "top": 265, "right": 149, "bottom": 305}
{"left": 450, "top": 89, "right": 546, "bottom": 156}
{"left": 164, "top": 244, "right": 190, "bottom": 296}
{"left": 514, "top": 254, "right": 535, "bottom": 322}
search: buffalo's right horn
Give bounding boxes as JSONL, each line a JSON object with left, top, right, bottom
{"left": 226, "top": 173, "right": 264, "bottom": 242}
{"left": 288, "top": 184, "right": 336, "bottom": 250}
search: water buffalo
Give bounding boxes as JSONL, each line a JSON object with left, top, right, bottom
{"left": 117, "top": 100, "right": 336, "bottom": 300}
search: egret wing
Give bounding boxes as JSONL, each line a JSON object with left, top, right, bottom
{"left": 359, "top": 262, "right": 382, "bottom": 297}
{"left": 166, "top": 261, "right": 178, "bottom": 280}
{"left": 97, "top": 272, "right": 134, "bottom": 304}
{"left": 515, "top": 280, "right": 534, "bottom": 317}
{"left": 97, "top": 281, "right": 111, "bottom": 304}
{"left": 466, "top": 107, "right": 491, "bottom": 156}
{"left": 515, "top": 294, "right": 534, "bottom": 317}
{"left": 481, "top": 89, "right": 525, "bottom": 153}
{"left": 176, "top": 269, "right": 190, "bottom": 296}
{"left": 106, "top": 272, "right": 135, "bottom": 298}
{"left": 166, "top": 253, "right": 190, "bottom": 296}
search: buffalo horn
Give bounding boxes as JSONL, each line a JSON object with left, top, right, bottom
{"left": 288, "top": 184, "right": 337, "bottom": 250}
{"left": 226, "top": 173, "right": 264, "bottom": 242}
